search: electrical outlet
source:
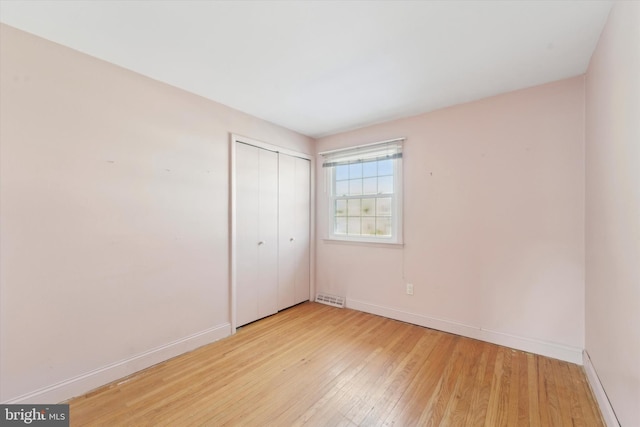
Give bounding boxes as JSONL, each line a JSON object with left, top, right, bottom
{"left": 406, "top": 283, "right": 414, "bottom": 295}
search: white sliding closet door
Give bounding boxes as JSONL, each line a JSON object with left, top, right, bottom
{"left": 278, "top": 153, "right": 311, "bottom": 310}
{"left": 236, "top": 143, "right": 278, "bottom": 327}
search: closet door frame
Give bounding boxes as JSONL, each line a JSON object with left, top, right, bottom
{"left": 230, "top": 134, "right": 314, "bottom": 333}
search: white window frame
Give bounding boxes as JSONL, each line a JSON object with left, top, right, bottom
{"left": 321, "top": 138, "right": 404, "bottom": 245}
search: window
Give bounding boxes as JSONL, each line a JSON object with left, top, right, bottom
{"left": 322, "top": 139, "right": 404, "bottom": 244}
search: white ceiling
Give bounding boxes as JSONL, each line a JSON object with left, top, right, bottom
{"left": 0, "top": 1, "right": 612, "bottom": 138}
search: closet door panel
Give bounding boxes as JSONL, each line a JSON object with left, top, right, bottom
{"left": 257, "top": 148, "right": 279, "bottom": 319}
{"left": 294, "top": 157, "right": 311, "bottom": 304}
{"left": 278, "top": 154, "right": 296, "bottom": 310}
{"left": 236, "top": 143, "right": 310, "bottom": 325}
{"left": 278, "top": 154, "right": 311, "bottom": 310}
{"left": 236, "top": 143, "right": 260, "bottom": 326}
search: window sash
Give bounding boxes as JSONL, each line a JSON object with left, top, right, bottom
{"left": 332, "top": 194, "right": 396, "bottom": 238}
{"left": 325, "top": 154, "right": 402, "bottom": 244}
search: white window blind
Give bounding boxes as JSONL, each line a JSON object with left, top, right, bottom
{"left": 321, "top": 139, "right": 403, "bottom": 168}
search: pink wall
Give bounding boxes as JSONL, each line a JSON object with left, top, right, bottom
{"left": 585, "top": 1, "right": 640, "bottom": 426}
{"left": 315, "top": 77, "right": 586, "bottom": 363}
{"left": 0, "top": 24, "right": 313, "bottom": 403}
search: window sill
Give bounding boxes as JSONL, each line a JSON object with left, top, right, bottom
{"left": 322, "top": 238, "right": 404, "bottom": 249}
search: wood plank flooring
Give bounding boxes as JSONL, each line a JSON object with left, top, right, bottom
{"left": 68, "top": 302, "right": 604, "bottom": 426}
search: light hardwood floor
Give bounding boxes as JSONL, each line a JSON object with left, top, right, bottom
{"left": 69, "top": 302, "right": 604, "bottom": 426}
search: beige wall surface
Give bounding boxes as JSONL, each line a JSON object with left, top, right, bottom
{"left": 0, "top": 24, "right": 313, "bottom": 403}
{"left": 585, "top": 1, "right": 640, "bottom": 426}
{"left": 315, "top": 77, "right": 586, "bottom": 362}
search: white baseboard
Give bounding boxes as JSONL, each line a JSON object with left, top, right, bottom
{"left": 346, "top": 298, "right": 584, "bottom": 364}
{"left": 4, "top": 323, "right": 231, "bottom": 404}
{"left": 583, "top": 350, "right": 620, "bottom": 427}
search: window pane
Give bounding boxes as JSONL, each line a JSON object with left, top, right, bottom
{"left": 362, "top": 161, "right": 377, "bottom": 177}
{"left": 361, "top": 198, "right": 375, "bottom": 216}
{"left": 376, "top": 217, "right": 391, "bottom": 236}
{"left": 348, "top": 217, "right": 361, "bottom": 235}
{"left": 363, "top": 177, "right": 377, "bottom": 194}
{"left": 335, "top": 180, "right": 349, "bottom": 196}
{"left": 378, "top": 176, "right": 393, "bottom": 194}
{"left": 347, "top": 199, "right": 361, "bottom": 216}
{"left": 378, "top": 159, "right": 393, "bottom": 176}
{"left": 335, "top": 200, "right": 347, "bottom": 216}
{"left": 349, "top": 179, "right": 362, "bottom": 195}
{"left": 335, "top": 165, "right": 349, "bottom": 181}
{"left": 362, "top": 217, "right": 376, "bottom": 235}
{"left": 349, "top": 163, "right": 362, "bottom": 179}
{"left": 335, "top": 217, "right": 347, "bottom": 234}
{"left": 377, "top": 197, "right": 392, "bottom": 216}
